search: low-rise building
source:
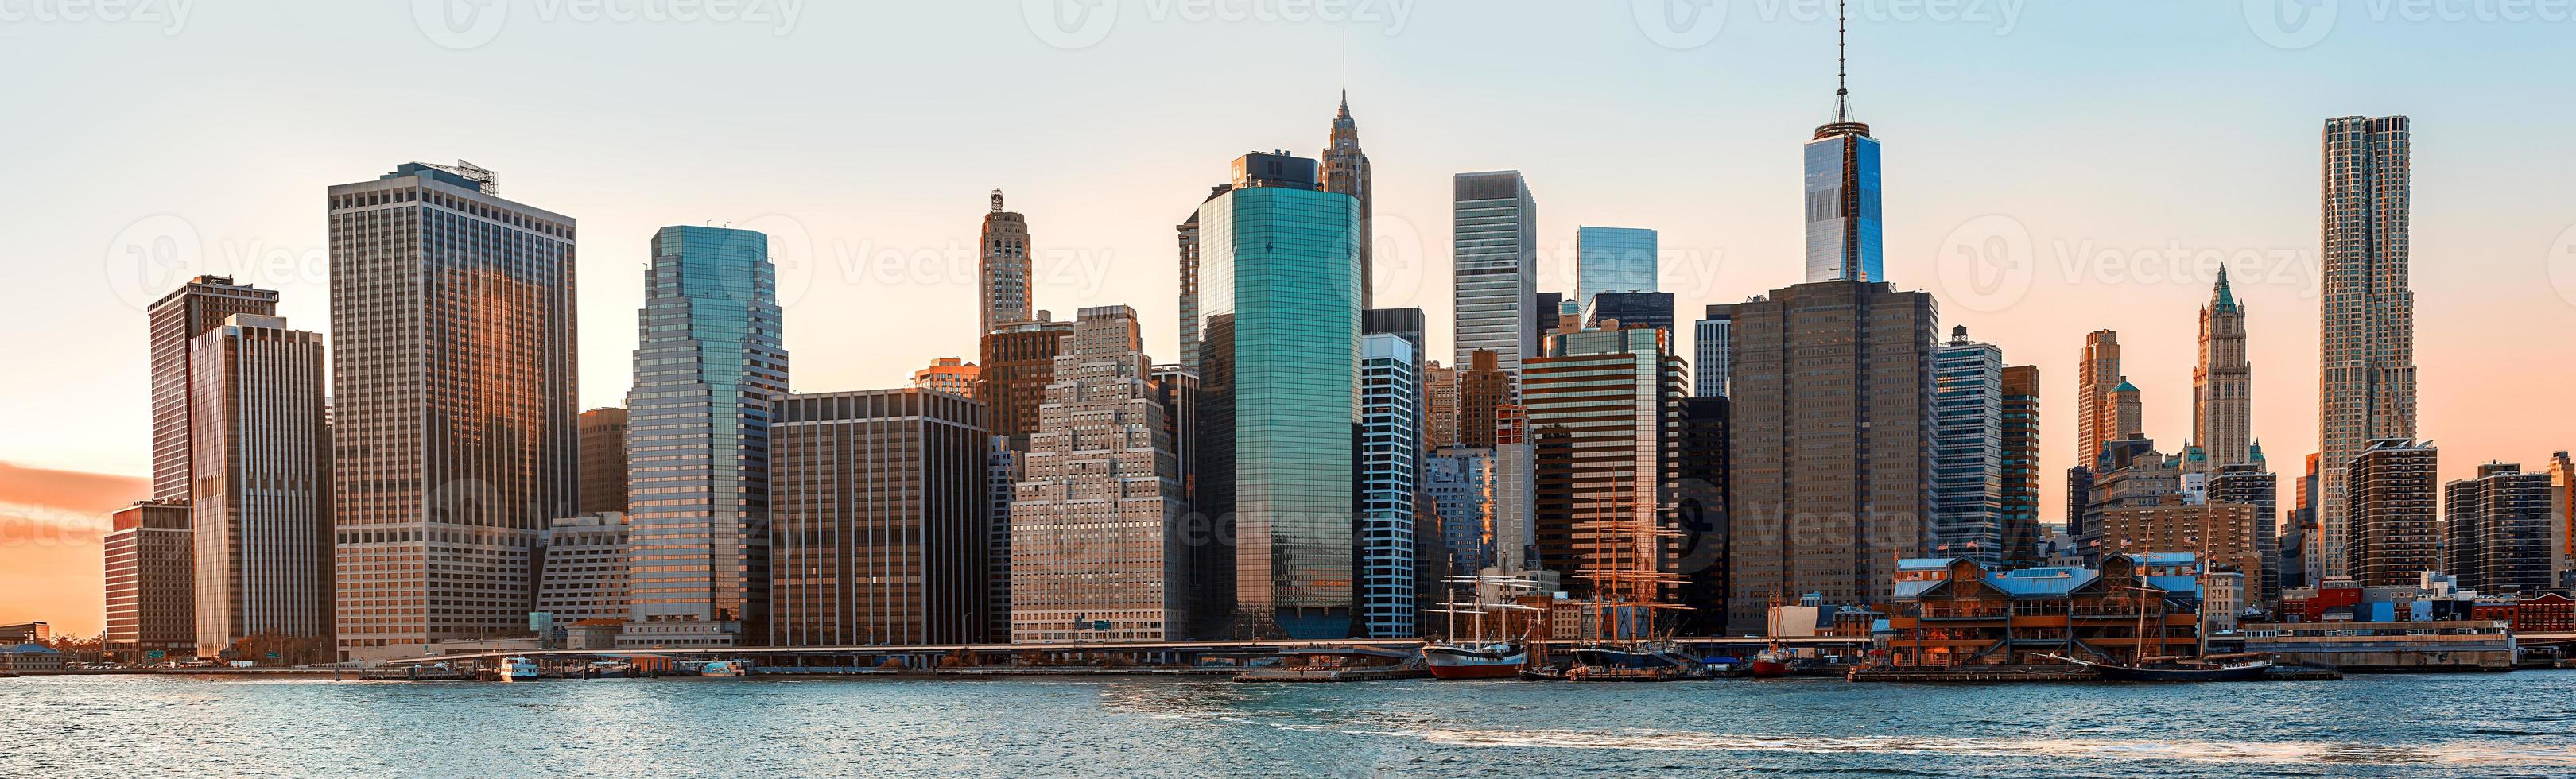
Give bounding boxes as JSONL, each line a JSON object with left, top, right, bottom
{"left": 2512, "top": 592, "right": 2573, "bottom": 634}
{"left": 1, "top": 644, "right": 65, "bottom": 671}
{"left": 1885, "top": 553, "right": 2204, "bottom": 666}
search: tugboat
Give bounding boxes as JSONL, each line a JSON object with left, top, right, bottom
{"left": 497, "top": 657, "right": 541, "bottom": 683}
{"left": 1750, "top": 645, "right": 1793, "bottom": 678}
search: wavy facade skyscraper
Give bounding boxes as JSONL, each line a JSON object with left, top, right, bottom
{"left": 2316, "top": 115, "right": 2417, "bottom": 581}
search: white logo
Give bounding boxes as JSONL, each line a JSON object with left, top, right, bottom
{"left": 2547, "top": 223, "right": 2576, "bottom": 309}
{"left": 1632, "top": 0, "right": 1727, "bottom": 49}
{"left": 2244, "top": 0, "right": 2338, "bottom": 50}
{"left": 1023, "top": 0, "right": 1118, "bottom": 50}
{"left": 1932, "top": 215, "right": 2035, "bottom": 313}
{"left": 413, "top": 0, "right": 510, "bottom": 50}
{"left": 1368, "top": 212, "right": 1429, "bottom": 308}
{"left": 104, "top": 215, "right": 204, "bottom": 312}
{"left": 731, "top": 215, "right": 818, "bottom": 310}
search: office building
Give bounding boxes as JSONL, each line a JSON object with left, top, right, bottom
{"left": 1534, "top": 292, "right": 1565, "bottom": 345}
{"left": 2551, "top": 452, "right": 2575, "bottom": 591}
{"left": 189, "top": 314, "right": 332, "bottom": 658}
{"left": 1423, "top": 361, "right": 1460, "bottom": 450}
{"left": 1457, "top": 350, "right": 1507, "bottom": 448}
{"left": 1008, "top": 306, "right": 1189, "bottom": 643}
{"left": 1453, "top": 170, "right": 1537, "bottom": 370}
{"left": 1999, "top": 365, "right": 2043, "bottom": 568}
{"left": 148, "top": 276, "right": 277, "bottom": 501}
{"left": 1323, "top": 91, "right": 1375, "bottom": 309}
{"left": 1524, "top": 326, "right": 1686, "bottom": 602}
{"left": 980, "top": 313, "right": 1076, "bottom": 449}
{"left": 535, "top": 512, "right": 630, "bottom": 623}
{"left": 913, "top": 358, "right": 979, "bottom": 396}
{"left": 105, "top": 500, "right": 194, "bottom": 661}
{"left": 2209, "top": 460, "right": 2281, "bottom": 605}
{"left": 1176, "top": 184, "right": 1232, "bottom": 373}
{"left": 2096, "top": 495, "right": 2262, "bottom": 600}
{"left": 2348, "top": 437, "right": 2438, "bottom": 587}
{"left": 2318, "top": 116, "right": 2418, "bottom": 581}
{"left": 1693, "top": 307, "right": 1732, "bottom": 398}
{"left": 577, "top": 408, "right": 629, "bottom": 514}
{"left": 1574, "top": 226, "right": 1658, "bottom": 310}
{"left": 1675, "top": 396, "right": 1729, "bottom": 634}
{"left": 2291, "top": 453, "right": 2322, "bottom": 589}
{"left": 2444, "top": 463, "right": 2553, "bottom": 595}
{"left": 2075, "top": 330, "right": 2124, "bottom": 471}
{"left": 1720, "top": 281, "right": 1937, "bottom": 630}
{"left": 1356, "top": 333, "right": 1421, "bottom": 638}
{"left": 2193, "top": 268, "right": 2255, "bottom": 471}
{"left": 1931, "top": 327, "right": 2005, "bottom": 566}
{"left": 1196, "top": 151, "right": 1361, "bottom": 638}
{"left": 984, "top": 437, "right": 1021, "bottom": 642}
{"left": 1424, "top": 448, "right": 1497, "bottom": 579}
{"left": 1803, "top": 47, "right": 1883, "bottom": 283}
{"left": 1150, "top": 364, "right": 1226, "bottom": 636}
{"left": 770, "top": 389, "right": 989, "bottom": 646}
{"left": 1494, "top": 404, "right": 1537, "bottom": 575}
{"left": 619, "top": 225, "right": 789, "bottom": 649}
{"left": 1584, "top": 291, "right": 1675, "bottom": 338}
{"left": 328, "top": 161, "right": 576, "bottom": 661}
{"left": 980, "top": 189, "right": 1032, "bottom": 335}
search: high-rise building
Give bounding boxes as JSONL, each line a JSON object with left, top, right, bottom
{"left": 1583, "top": 291, "right": 1676, "bottom": 338}
{"left": 2074, "top": 330, "right": 2124, "bottom": 471}
{"left": 1999, "top": 365, "right": 2043, "bottom": 568}
{"left": 1356, "top": 333, "right": 1421, "bottom": 638}
{"left": 2443, "top": 463, "right": 2553, "bottom": 595}
{"left": 1493, "top": 404, "right": 1537, "bottom": 575}
{"left": 1721, "top": 281, "right": 1936, "bottom": 630}
{"left": 2209, "top": 460, "right": 2280, "bottom": 605}
{"left": 2113, "top": 380, "right": 2143, "bottom": 448}
{"left": 619, "top": 225, "right": 789, "bottom": 649}
{"left": 2096, "top": 495, "right": 2261, "bottom": 601}
{"left": 1693, "top": 307, "right": 1732, "bottom": 399}
{"left": 1197, "top": 151, "right": 1361, "bottom": 639}
{"left": 2292, "top": 452, "right": 2322, "bottom": 588}
{"left": 2193, "top": 267, "right": 2254, "bottom": 471}
{"left": 1150, "top": 365, "right": 1225, "bottom": 636}
{"left": 2077, "top": 440, "right": 2178, "bottom": 565}
{"left": 1675, "top": 396, "right": 1729, "bottom": 634}
{"left": 1574, "top": 226, "right": 1658, "bottom": 311}
{"left": 1534, "top": 292, "right": 1565, "bottom": 346}
{"left": 1526, "top": 326, "right": 1686, "bottom": 602}
{"left": 1931, "top": 327, "right": 2005, "bottom": 566}
{"left": 1457, "top": 350, "right": 1508, "bottom": 448}
{"left": 190, "top": 314, "right": 332, "bottom": 657}
{"left": 328, "top": 161, "right": 576, "bottom": 661}
{"left": 105, "top": 500, "right": 194, "bottom": 661}
{"left": 979, "top": 189, "right": 1032, "bottom": 335}
{"left": 535, "top": 512, "right": 630, "bottom": 623}
{"left": 1453, "top": 170, "right": 1537, "bottom": 370}
{"left": 577, "top": 408, "right": 630, "bottom": 514}
{"left": 1422, "top": 361, "right": 1460, "bottom": 450}
{"left": 1423, "top": 447, "right": 1497, "bottom": 580}
{"left": 1803, "top": 20, "right": 1883, "bottom": 284}
{"left": 2551, "top": 452, "right": 2576, "bottom": 591}
{"left": 2317, "top": 115, "right": 2418, "bottom": 581}
{"left": 1009, "top": 306, "right": 1190, "bottom": 643}
{"left": 1176, "top": 184, "right": 1232, "bottom": 373}
{"left": 983, "top": 436, "right": 1022, "bottom": 642}
{"left": 2348, "top": 437, "right": 2437, "bottom": 587}
{"left": 979, "top": 314, "right": 1076, "bottom": 448}
{"left": 914, "top": 358, "right": 980, "bottom": 396}
{"left": 148, "top": 276, "right": 277, "bottom": 501}
{"left": 769, "top": 389, "right": 989, "bottom": 646}
{"left": 1323, "top": 91, "right": 1374, "bottom": 310}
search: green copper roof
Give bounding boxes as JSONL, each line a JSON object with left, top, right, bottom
{"left": 2211, "top": 265, "right": 2238, "bottom": 311}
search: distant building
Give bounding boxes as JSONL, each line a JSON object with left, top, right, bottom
{"left": 2078, "top": 440, "right": 2178, "bottom": 565}
{"left": 1424, "top": 448, "right": 1497, "bottom": 579}
{"left": 1009, "top": 306, "right": 1190, "bottom": 643}
{"left": 1175, "top": 185, "right": 1232, "bottom": 372}
{"left": 1533, "top": 292, "right": 1565, "bottom": 345}
{"left": 2315, "top": 115, "right": 2419, "bottom": 584}
{"left": 2209, "top": 461, "right": 2281, "bottom": 605}
{"left": 1573, "top": 226, "right": 1658, "bottom": 311}
{"left": 984, "top": 436, "right": 1022, "bottom": 642}
{"left": 912, "top": 358, "right": 980, "bottom": 396}
{"left": 1692, "top": 307, "right": 1731, "bottom": 399}
{"left": 1675, "top": 397, "right": 1729, "bottom": 635}
{"left": 0, "top": 644, "right": 65, "bottom": 672}
{"left": 2193, "top": 268, "right": 2255, "bottom": 471}
{"left": 2095, "top": 495, "right": 2263, "bottom": 600}
{"left": 189, "top": 314, "right": 332, "bottom": 658}
{"left": 1422, "top": 361, "right": 1460, "bottom": 450}
{"left": 147, "top": 275, "right": 277, "bottom": 500}
{"left": 1456, "top": 350, "right": 1508, "bottom": 449}
{"left": 1999, "top": 365, "right": 2043, "bottom": 568}
{"left": 978, "top": 314, "right": 1075, "bottom": 448}
{"left": 1322, "top": 92, "right": 1375, "bottom": 310}
{"left": 2443, "top": 462, "right": 2553, "bottom": 595}
{"left": 1525, "top": 326, "right": 1686, "bottom": 603}
{"left": 1804, "top": 81, "right": 1884, "bottom": 283}
{"left": 2349, "top": 437, "right": 2438, "bottom": 587}
{"left": 0, "top": 622, "right": 48, "bottom": 644}
{"left": 2291, "top": 453, "right": 2323, "bottom": 588}
{"left": 769, "top": 389, "right": 989, "bottom": 646}
{"left": 980, "top": 189, "right": 1033, "bottom": 335}
{"left": 536, "top": 512, "right": 630, "bottom": 623}
{"left": 1493, "top": 405, "right": 1538, "bottom": 576}
{"left": 576, "top": 408, "right": 629, "bottom": 514}
{"left": 1931, "top": 327, "right": 2005, "bottom": 566}
{"left": 1582, "top": 291, "right": 1675, "bottom": 338}
{"left": 2547, "top": 452, "right": 2574, "bottom": 591}
{"left": 1453, "top": 170, "right": 1538, "bottom": 370}
{"left": 106, "top": 500, "right": 194, "bottom": 661}
{"left": 1356, "top": 333, "right": 1422, "bottom": 638}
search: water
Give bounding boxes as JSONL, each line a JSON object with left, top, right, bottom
{"left": 6, "top": 672, "right": 2574, "bottom": 777}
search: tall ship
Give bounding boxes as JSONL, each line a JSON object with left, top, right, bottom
{"left": 1422, "top": 574, "right": 1547, "bottom": 680}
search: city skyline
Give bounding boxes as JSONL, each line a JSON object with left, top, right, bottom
{"left": 9, "top": 5, "right": 2576, "bottom": 636}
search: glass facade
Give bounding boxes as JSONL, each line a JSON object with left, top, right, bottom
{"left": 1452, "top": 171, "right": 1536, "bottom": 370}
{"left": 1802, "top": 132, "right": 1884, "bottom": 283}
{"left": 1574, "top": 226, "right": 1658, "bottom": 310}
{"left": 1197, "top": 178, "right": 1360, "bottom": 639}
{"left": 1932, "top": 331, "right": 2005, "bottom": 566}
{"left": 1357, "top": 333, "right": 1419, "bottom": 638}
{"left": 1693, "top": 312, "right": 1730, "bottom": 398}
{"left": 620, "top": 225, "right": 788, "bottom": 647}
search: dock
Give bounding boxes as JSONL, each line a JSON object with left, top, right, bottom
{"left": 1847, "top": 664, "right": 2345, "bottom": 683}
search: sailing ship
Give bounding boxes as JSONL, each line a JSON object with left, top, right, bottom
{"left": 2040, "top": 581, "right": 2271, "bottom": 681}
{"left": 1422, "top": 574, "right": 1546, "bottom": 680}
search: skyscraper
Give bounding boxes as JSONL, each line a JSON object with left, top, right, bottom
{"left": 1803, "top": 14, "right": 1883, "bottom": 283}
{"left": 619, "top": 225, "right": 789, "bottom": 649}
{"left": 1197, "top": 151, "right": 1361, "bottom": 638}
{"left": 1456, "top": 350, "right": 1509, "bottom": 449}
{"left": 2074, "top": 330, "right": 2123, "bottom": 471}
{"left": 913, "top": 357, "right": 980, "bottom": 396}
{"left": 1675, "top": 396, "right": 1730, "bottom": 634}
{"left": 1998, "top": 365, "right": 2043, "bottom": 568}
{"left": 2317, "top": 115, "right": 2418, "bottom": 581}
{"left": 1423, "top": 448, "right": 1496, "bottom": 580}
{"left": 1526, "top": 326, "right": 1685, "bottom": 602}
{"left": 1175, "top": 184, "right": 1232, "bottom": 373}
{"left": 980, "top": 189, "right": 1032, "bottom": 335}
{"left": 105, "top": 500, "right": 194, "bottom": 661}
{"left": 978, "top": 314, "right": 1075, "bottom": 448}
{"left": 1453, "top": 171, "right": 1537, "bottom": 370}
{"left": 768, "top": 389, "right": 989, "bottom": 646}
{"left": 328, "top": 161, "right": 576, "bottom": 661}
{"left": 1931, "top": 327, "right": 2005, "bottom": 566}
{"left": 1574, "top": 226, "right": 1658, "bottom": 310}
{"left": 1693, "top": 306, "right": 1732, "bottom": 399}
{"left": 2210, "top": 459, "right": 2280, "bottom": 605}
{"left": 2551, "top": 452, "right": 2575, "bottom": 591}
{"left": 1584, "top": 291, "right": 1676, "bottom": 338}
{"left": 1010, "top": 306, "right": 1189, "bottom": 643}
{"left": 147, "top": 275, "right": 277, "bottom": 500}
{"left": 2348, "top": 437, "right": 2437, "bottom": 587}
{"left": 577, "top": 408, "right": 630, "bottom": 514}
{"left": 1356, "top": 332, "right": 1421, "bottom": 638}
{"left": 2442, "top": 463, "right": 2552, "bottom": 595}
{"left": 2193, "top": 267, "right": 2254, "bottom": 470}
{"left": 190, "top": 313, "right": 332, "bottom": 658}
{"left": 1422, "top": 361, "right": 1460, "bottom": 450}
{"left": 1720, "top": 281, "right": 1936, "bottom": 630}
{"left": 1323, "top": 91, "right": 1374, "bottom": 310}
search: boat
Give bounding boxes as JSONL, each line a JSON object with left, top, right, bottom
{"left": 2040, "top": 653, "right": 2273, "bottom": 682}
{"left": 497, "top": 657, "right": 541, "bottom": 682}
{"left": 1750, "top": 646, "right": 1792, "bottom": 678}
{"left": 700, "top": 660, "right": 751, "bottom": 677}
{"left": 1422, "top": 641, "right": 1527, "bottom": 680}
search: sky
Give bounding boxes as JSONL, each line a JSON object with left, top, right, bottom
{"left": 5, "top": 1, "right": 2574, "bottom": 635}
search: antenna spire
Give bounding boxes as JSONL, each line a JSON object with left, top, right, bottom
{"left": 1835, "top": 0, "right": 1849, "bottom": 123}
{"left": 1338, "top": 32, "right": 1349, "bottom": 114}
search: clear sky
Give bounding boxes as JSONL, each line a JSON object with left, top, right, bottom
{"left": 6, "top": 2, "right": 2574, "bottom": 634}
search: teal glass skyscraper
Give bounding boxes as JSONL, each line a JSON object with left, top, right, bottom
{"left": 1197, "top": 152, "right": 1361, "bottom": 639}
{"left": 1574, "top": 226, "right": 1658, "bottom": 310}
{"left": 619, "top": 226, "right": 789, "bottom": 648}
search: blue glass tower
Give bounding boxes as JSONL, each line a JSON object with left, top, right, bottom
{"left": 1803, "top": 11, "right": 1884, "bottom": 283}
{"left": 1197, "top": 152, "right": 1361, "bottom": 639}
{"left": 1356, "top": 333, "right": 1419, "bottom": 638}
{"left": 620, "top": 225, "right": 788, "bottom": 648}
{"left": 1574, "top": 226, "right": 1658, "bottom": 310}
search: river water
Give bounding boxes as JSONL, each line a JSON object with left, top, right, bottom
{"left": 5, "top": 672, "right": 2573, "bottom": 777}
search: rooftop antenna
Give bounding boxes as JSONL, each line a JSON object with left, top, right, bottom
{"left": 1834, "top": 0, "right": 1850, "bottom": 123}
{"left": 1338, "top": 31, "right": 1349, "bottom": 113}
{"left": 991, "top": 188, "right": 1005, "bottom": 213}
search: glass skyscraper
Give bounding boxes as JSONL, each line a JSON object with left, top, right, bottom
{"left": 1574, "top": 226, "right": 1657, "bottom": 310}
{"left": 1803, "top": 123, "right": 1883, "bottom": 282}
{"left": 1693, "top": 307, "right": 1731, "bottom": 398}
{"left": 1452, "top": 171, "right": 1536, "bottom": 370}
{"left": 620, "top": 225, "right": 788, "bottom": 648}
{"left": 1932, "top": 327, "right": 2006, "bottom": 566}
{"left": 1357, "top": 333, "right": 1420, "bottom": 638}
{"left": 1197, "top": 152, "right": 1361, "bottom": 639}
